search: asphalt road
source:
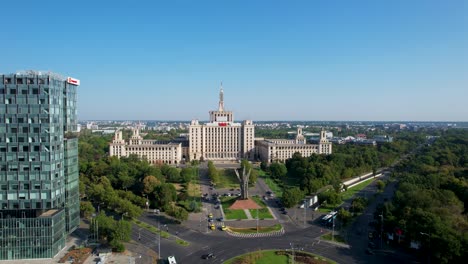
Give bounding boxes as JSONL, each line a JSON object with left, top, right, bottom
{"left": 130, "top": 158, "right": 425, "bottom": 264}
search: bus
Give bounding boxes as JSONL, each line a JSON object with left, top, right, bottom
{"left": 321, "top": 211, "right": 337, "bottom": 225}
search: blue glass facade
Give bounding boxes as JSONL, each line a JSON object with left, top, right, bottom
{"left": 0, "top": 72, "right": 79, "bottom": 260}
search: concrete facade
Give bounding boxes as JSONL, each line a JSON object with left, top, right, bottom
{"left": 256, "top": 128, "right": 332, "bottom": 163}
{"left": 109, "top": 128, "right": 182, "bottom": 164}
{"left": 189, "top": 86, "right": 255, "bottom": 161}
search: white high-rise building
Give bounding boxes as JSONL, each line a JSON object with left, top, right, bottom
{"left": 189, "top": 85, "right": 255, "bottom": 161}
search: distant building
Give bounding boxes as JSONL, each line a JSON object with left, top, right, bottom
{"left": 109, "top": 128, "right": 182, "bottom": 164}
{"left": 189, "top": 86, "right": 255, "bottom": 161}
{"left": 256, "top": 128, "right": 332, "bottom": 163}
{"left": 374, "top": 135, "right": 393, "bottom": 143}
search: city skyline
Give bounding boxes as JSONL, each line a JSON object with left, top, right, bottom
{"left": 1, "top": 0, "right": 467, "bottom": 121}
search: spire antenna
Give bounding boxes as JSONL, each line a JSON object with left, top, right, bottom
{"left": 218, "top": 82, "right": 224, "bottom": 111}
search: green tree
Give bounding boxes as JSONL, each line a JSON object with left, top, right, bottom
{"left": 338, "top": 208, "right": 352, "bottom": 226}
{"left": 282, "top": 187, "right": 304, "bottom": 208}
{"left": 181, "top": 167, "right": 194, "bottom": 183}
{"left": 376, "top": 180, "right": 386, "bottom": 191}
{"left": 269, "top": 162, "right": 287, "bottom": 178}
{"left": 80, "top": 201, "right": 95, "bottom": 219}
{"left": 154, "top": 183, "right": 177, "bottom": 208}
{"left": 142, "top": 175, "right": 160, "bottom": 194}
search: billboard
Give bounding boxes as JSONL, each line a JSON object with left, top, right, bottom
{"left": 67, "top": 77, "right": 80, "bottom": 86}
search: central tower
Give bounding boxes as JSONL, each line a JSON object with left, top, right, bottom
{"left": 189, "top": 84, "right": 255, "bottom": 161}
{"left": 209, "top": 83, "right": 233, "bottom": 123}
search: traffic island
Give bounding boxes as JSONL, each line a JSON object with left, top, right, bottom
{"left": 223, "top": 250, "right": 336, "bottom": 264}
{"left": 225, "top": 224, "right": 284, "bottom": 238}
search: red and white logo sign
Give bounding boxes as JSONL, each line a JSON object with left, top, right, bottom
{"left": 67, "top": 77, "right": 80, "bottom": 86}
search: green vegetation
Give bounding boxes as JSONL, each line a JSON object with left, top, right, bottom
{"left": 217, "top": 169, "right": 241, "bottom": 188}
{"left": 220, "top": 197, "right": 248, "bottom": 220}
{"left": 341, "top": 178, "right": 375, "bottom": 201}
{"left": 248, "top": 196, "right": 273, "bottom": 219}
{"left": 249, "top": 208, "right": 273, "bottom": 220}
{"left": 321, "top": 233, "right": 347, "bottom": 244}
{"left": 224, "top": 250, "right": 336, "bottom": 264}
{"left": 90, "top": 212, "right": 132, "bottom": 252}
{"left": 79, "top": 131, "right": 199, "bottom": 223}
{"left": 176, "top": 239, "right": 190, "bottom": 246}
{"left": 262, "top": 175, "right": 283, "bottom": 197}
{"left": 224, "top": 209, "right": 248, "bottom": 220}
{"left": 228, "top": 224, "right": 282, "bottom": 234}
{"left": 132, "top": 219, "right": 170, "bottom": 239}
{"left": 282, "top": 187, "right": 305, "bottom": 208}
{"left": 224, "top": 250, "right": 287, "bottom": 264}
{"left": 378, "top": 130, "right": 468, "bottom": 264}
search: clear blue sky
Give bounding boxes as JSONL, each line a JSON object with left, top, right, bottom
{"left": 1, "top": 0, "right": 467, "bottom": 121}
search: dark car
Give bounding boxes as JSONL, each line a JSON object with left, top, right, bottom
{"left": 282, "top": 210, "right": 287, "bottom": 214}
{"left": 202, "top": 253, "right": 215, "bottom": 259}
{"left": 368, "top": 242, "right": 376, "bottom": 249}
{"left": 365, "top": 248, "right": 375, "bottom": 255}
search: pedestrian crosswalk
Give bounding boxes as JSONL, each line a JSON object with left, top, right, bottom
{"left": 225, "top": 227, "right": 285, "bottom": 238}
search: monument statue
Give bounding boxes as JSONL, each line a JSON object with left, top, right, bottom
{"left": 234, "top": 166, "right": 251, "bottom": 200}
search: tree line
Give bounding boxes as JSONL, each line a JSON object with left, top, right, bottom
{"left": 377, "top": 129, "right": 468, "bottom": 263}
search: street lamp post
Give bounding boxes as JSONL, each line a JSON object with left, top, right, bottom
{"left": 256, "top": 208, "right": 259, "bottom": 234}
{"left": 290, "top": 242, "right": 295, "bottom": 264}
{"left": 158, "top": 221, "right": 161, "bottom": 260}
{"left": 332, "top": 216, "right": 335, "bottom": 242}
{"left": 303, "top": 199, "right": 307, "bottom": 227}
{"left": 379, "top": 213, "right": 384, "bottom": 248}
{"left": 420, "top": 232, "right": 431, "bottom": 264}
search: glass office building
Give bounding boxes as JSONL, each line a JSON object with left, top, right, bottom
{"left": 0, "top": 71, "right": 79, "bottom": 260}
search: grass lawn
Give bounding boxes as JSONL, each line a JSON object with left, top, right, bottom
{"left": 224, "top": 250, "right": 336, "bottom": 264}
{"left": 216, "top": 169, "right": 240, "bottom": 188}
{"left": 229, "top": 224, "right": 282, "bottom": 234}
{"left": 187, "top": 182, "right": 201, "bottom": 199}
{"left": 262, "top": 176, "right": 283, "bottom": 197}
{"left": 176, "top": 239, "right": 189, "bottom": 246}
{"left": 317, "top": 204, "right": 340, "bottom": 213}
{"left": 321, "top": 233, "right": 347, "bottom": 244}
{"left": 220, "top": 197, "right": 248, "bottom": 220}
{"left": 224, "top": 209, "right": 248, "bottom": 220}
{"left": 224, "top": 250, "right": 288, "bottom": 264}
{"left": 255, "top": 169, "right": 267, "bottom": 177}
{"left": 132, "top": 219, "right": 170, "bottom": 239}
{"left": 249, "top": 208, "right": 273, "bottom": 219}
{"left": 341, "top": 178, "right": 375, "bottom": 201}
{"left": 250, "top": 195, "right": 267, "bottom": 207}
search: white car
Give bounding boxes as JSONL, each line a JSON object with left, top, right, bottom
{"left": 168, "top": 255, "right": 177, "bottom": 264}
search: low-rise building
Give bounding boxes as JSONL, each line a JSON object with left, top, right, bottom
{"left": 109, "top": 128, "right": 182, "bottom": 164}
{"left": 256, "top": 128, "right": 332, "bottom": 163}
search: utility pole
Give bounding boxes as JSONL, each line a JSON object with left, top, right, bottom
{"left": 290, "top": 242, "right": 295, "bottom": 264}
{"left": 420, "top": 232, "right": 431, "bottom": 264}
{"left": 380, "top": 213, "right": 384, "bottom": 249}
{"left": 158, "top": 221, "right": 161, "bottom": 261}
{"left": 256, "top": 208, "right": 259, "bottom": 234}
{"left": 303, "top": 199, "right": 307, "bottom": 226}
{"left": 332, "top": 216, "right": 335, "bottom": 242}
